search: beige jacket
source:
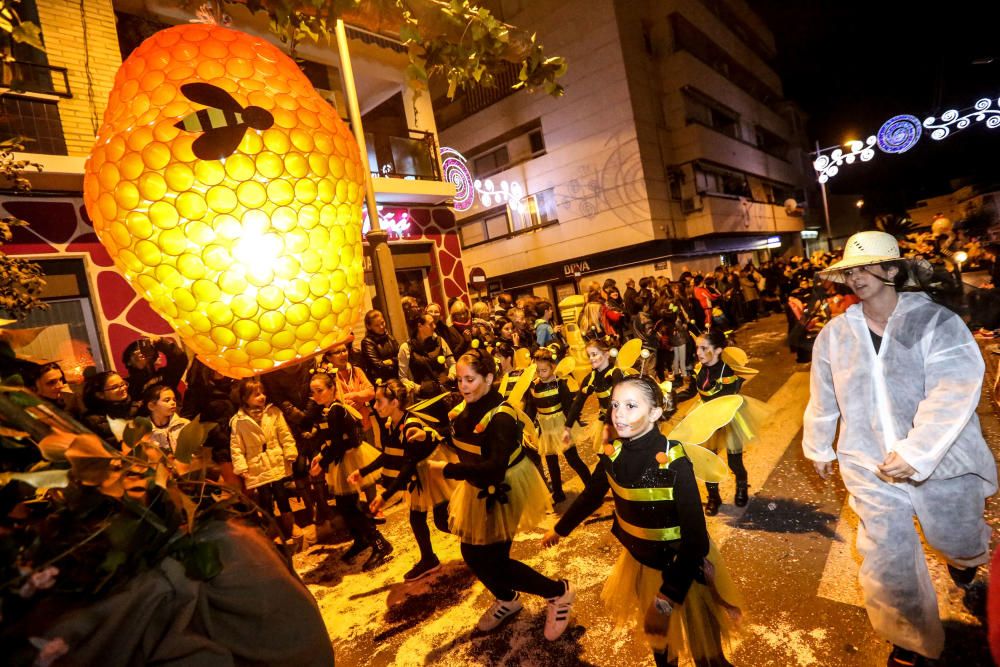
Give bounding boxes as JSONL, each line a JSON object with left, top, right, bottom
{"left": 229, "top": 405, "right": 297, "bottom": 490}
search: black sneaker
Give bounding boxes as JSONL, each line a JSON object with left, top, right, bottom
{"left": 887, "top": 645, "right": 928, "bottom": 667}
{"left": 340, "top": 539, "right": 370, "bottom": 564}
{"left": 947, "top": 564, "right": 978, "bottom": 589}
{"left": 362, "top": 534, "right": 394, "bottom": 572}
{"left": 403, "top": 557, "right": 441, "bottom": 582}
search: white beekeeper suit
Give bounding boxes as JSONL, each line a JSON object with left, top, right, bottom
{"left": 803, "top": 290, "right": 997, "bottom": 658}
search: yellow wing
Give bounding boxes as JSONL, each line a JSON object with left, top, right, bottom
{"left": 554, "top": 356, "right": 576, "bottom": 378}
{"left": 682, "top": 443, "right": 731, "bottom": 483}
{"left": 667, "top": 395, "right": 744, "bottom": 447}
{"left": 514, "top": 347, "right": 532, "bottom": 370}
{"left": 616, "top": 338, "right": 642, "bottom": 370}
{"left": 721, "top": 347, "right": 758, "bottom": 381}
{"left": 507, "top": 363, "right": 536, "bottom": 411}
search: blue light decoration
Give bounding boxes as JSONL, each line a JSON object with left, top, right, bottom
{"left": 876, "top": 114, "right": 922, "bottom": 154}
{"left": 814, "top": 96, "right": 1000, "bottom": 183}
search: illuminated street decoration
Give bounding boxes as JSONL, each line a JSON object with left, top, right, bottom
{"left": 362, "top": 206, "right": 411, "bottom": 238}
{"left": 440, "top": 147, "right": 475, "bottom": 211}
{"left": 83, "top": 24, "right": 366, "bottom": 378}
{"left": 876, "top": 114, "right": 922, "bottom": 153}
{"left": 814, "top": 95, "right": 1000, "bottom": 183}
{"left": 440, "top": 147, "right": 526, "bottom": 213}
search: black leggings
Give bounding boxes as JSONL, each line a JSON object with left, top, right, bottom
{"left": 410, "top": 502, "right": 450, "bottom": 561}
{"left": 727, "top": 451, "right": 747, "bottom": 482}
{"left": 335, "top": 492, "right": 377, "bottom": 542}
{"left": 545, "top": 448, "right": 591, "bottom": 494}
{"left": 254, "top": 479, "right": 293, "bottom": 515}
{"left": 461, "top": 540, "right": 563, "bottom": 601}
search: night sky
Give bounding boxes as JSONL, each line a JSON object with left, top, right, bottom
{"left": 751, "top": 1, "right": 1000, "bottom": 216}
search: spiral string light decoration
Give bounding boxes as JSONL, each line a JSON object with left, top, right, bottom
{"left": 814, "top": 95, "right": 1000, "bottom": 183}
{"left": 440, "top": 147, "right": 475, "bottom": 212}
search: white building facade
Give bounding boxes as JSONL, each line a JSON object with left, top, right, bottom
{"left": 438, "top": 0, "right": 809, "bottom": 303}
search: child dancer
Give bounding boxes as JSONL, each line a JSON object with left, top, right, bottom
{"left": 351, "top": 380, "right": 456, "bottom": 581}
{"left": 543, "top": 375, "right": 741, "bottom": 666}
{"left": 230, "top": 378, "right": 300, "bottom": 546}
{"left": 524, "top": 347, "right": 591, "bottom": 503}
{"left": 305, "top": 371, "right": 392, "bottom": 570}
{"left": 564, "top": 335, "right": 624, "bottom": 456}
{"left": 443, "top": 349, "right": 575, "bottom": 640}
{"left": 692, "top": 330, "right": 769, "bottom": 515}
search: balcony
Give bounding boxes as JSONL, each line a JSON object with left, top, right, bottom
{"left": 0, "top": 61, "right": 71, "bottom": 98}
{"left": 682, "top": 193, "right": 804, "bottom": 238}
{"left": 364, "top": 128, "right": 456, "bottom": 205}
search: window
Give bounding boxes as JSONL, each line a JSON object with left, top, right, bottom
{"left": 683, "top": 88, "right": 740, "bottom": 140}
{"left": 458, "top": 188, "right": 559, "bottom": 247}
{"left": 473, "top": 146, "right": 510, "bottom": 177}
{"left": 695, "top": 165, "right": 749, "bottom": 198}
{"left": 755, "top": 125, "right": 790, "bottom": 161}
{"left": 528, "top": 129, "right": 546, "bottom": 155}
{"left": 510, "top": 189, "right": 558, "bottom": 232}
{"left": 463, "top": 119, "right": 545, "bottom": 179}
{"left": 0, "top": 96, "right": 66, "bottom": 155}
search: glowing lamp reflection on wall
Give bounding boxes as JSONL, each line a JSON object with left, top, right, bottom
{"left": 83, "top": 24, "right": 367, "bottom": 378}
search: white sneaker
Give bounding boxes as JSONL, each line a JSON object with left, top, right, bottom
{"left": 477, "top": 593, "right": 523, "bottom": 631}
{"left": 544, "top": 580, "right": 575, "bottom": 640}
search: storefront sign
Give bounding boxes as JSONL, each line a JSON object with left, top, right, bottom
{"left": 800, "top": 230, "right": 819, "bottom": 239}
{"left": 468, "top": 267, "right": 487, "bottom": 284}
{"left": 563, "top": 261, "right": 591, "bottom": 276}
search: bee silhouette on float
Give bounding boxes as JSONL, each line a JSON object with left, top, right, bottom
{"left": 174, "top": 82, "right": 275, "bottom": 160}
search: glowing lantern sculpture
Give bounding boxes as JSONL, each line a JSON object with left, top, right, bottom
{"left": 83, "top": 24, "right": 366, "bottom": 378}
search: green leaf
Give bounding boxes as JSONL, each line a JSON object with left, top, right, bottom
{"left": 174, "top": 416, "right": 213, "bottom": 464}
{"left": 181, "top": 540, "right": 222, "bottom": 581}
{"left": 0, "top": 469, "right": 69, "bottom": 489}
{"left": 122, "top": 417, "right": 152, "bottom": 448}
{"left": 10, "top": 22, "right": 43, "bottom": 52}
{"left": 399, "top": 24, "right": 420, "bottom": 44}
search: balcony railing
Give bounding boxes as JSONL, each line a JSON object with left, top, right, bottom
{"left": 365, "top": 128, "right": 442, "bottom": 181}
{"left": 0, "top": 61, "right": 71, "bottom": 98}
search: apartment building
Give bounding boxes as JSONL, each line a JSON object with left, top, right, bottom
{"left": 438, "top": 0, "right": 810, "bottom": 304}
{"left": 0, "top": 0, "right": 459, "bottom": 375}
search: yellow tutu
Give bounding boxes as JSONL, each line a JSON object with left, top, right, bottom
{"left": 448, "top": 456, "right": 552, "bottom": 545}
{"left": 577, "top": 419, "right": 609, "bottom": 455}
{"left": 327, "top": 441, "right": 381, "bottom": 495}
{"left": 536, "top": 412, "right": 571, "bottom": 456}
{"left": 702, "top": 395, "right": 773, "bottom": 454}
{"left": 600, "top": 542, "right": 742, "bottom": 661}
{"left": 408, "top": 444, "right": 458, "bottom": 512}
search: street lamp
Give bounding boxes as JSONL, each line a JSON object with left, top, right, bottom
{"left": 812, "top": 140, "right": 838, "bottom": 251}
{"left": 855, "top": 199, "right": 865, "bottom": 209}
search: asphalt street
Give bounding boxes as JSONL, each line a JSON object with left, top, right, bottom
{"left": 293, "top": 313, "right": 999, "bottom": 666}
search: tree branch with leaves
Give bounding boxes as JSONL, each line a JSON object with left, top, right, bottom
{"left": 196, "top": 0, "right": 567, "bottom": 98}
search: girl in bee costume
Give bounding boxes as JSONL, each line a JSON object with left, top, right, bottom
{"left": 691, "top": 330, "right": 770, "bottom": 516}
{"left": 444, "top": 349, "right": 575, "bottom": 640}
{"left": 348, "top": 380, "right": 457, "bottom": 582}
{"left": 524, "top": 347, "right": 592, "bottom": 503}
{"left": 564, "top": 335, "right": 625, "bottom": 455}
{"left": 543, "top": 375, "right": 741, "bottom": 667}
{"left": 304, "top": 372, "right": 392, "bottom": 571}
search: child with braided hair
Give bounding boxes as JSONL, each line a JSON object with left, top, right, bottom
{"left": 524, "top": 347, "right": 591, "bottom": 503}
{"left": 349, "top": 379, "right": 457, "bottom": 582}
{"left": 543, "top": 375, "right": 741, "bottom": 666}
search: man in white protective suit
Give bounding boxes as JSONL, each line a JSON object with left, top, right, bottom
{"left": 802, "top": 231, "right": 997, "bottom": 667}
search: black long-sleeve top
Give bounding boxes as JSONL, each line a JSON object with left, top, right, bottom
{"left": 443, "top": 390, "right": 521, "bottom": 489}
{"left": 523, "top": 377, "right": 574, "bottom": 420}
{"left": 300, "top": 401, "right": 362, "bottom": 470}
{"left": 564, "top": 364, "right": 623, "bottom": 427}
{"left": 125, "top": 338, "right": 189, "bottom": 403}
{"left": 554, "top": 428, "right": 709, "bottom": 603}
{"left": 359, "top": 413, "right": 442, "bottom": 501}
{"left": 361, "top": 331, "right": 400, "bottom": 385}
{"left": 694, "top": 361, "right": 744, "bottom": 401}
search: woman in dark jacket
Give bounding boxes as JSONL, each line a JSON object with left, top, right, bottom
{"left": 82, "top": 370, "right": 138, "bottom": 448}
{"left": 360, "top": 309, "right": 400, "bottom": 385}
{"left": 181, "top": 358, "right": 240, "bottom": 489}
{"left": 122, "top": 336, "right": 189, "bottom": 404}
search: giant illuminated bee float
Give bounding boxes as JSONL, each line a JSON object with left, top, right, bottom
{"left": 83, "top": 24, "right": 367, "bottom": 378}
